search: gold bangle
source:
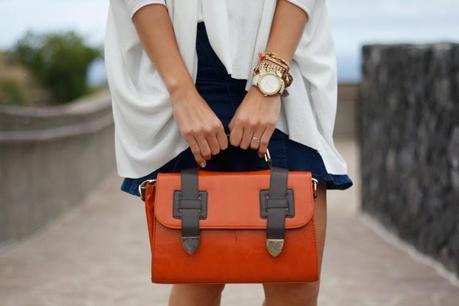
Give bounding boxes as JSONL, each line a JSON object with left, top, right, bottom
{"left": 255, "top": 59, "right": 293, "bottom": 88}
{"left": 257, "top": 52, "right": 293, "bottom": 88}
{"left": 258, "top": 51, "right": 290, "bottom": 70}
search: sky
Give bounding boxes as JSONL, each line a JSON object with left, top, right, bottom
{"left": 0, "top": 0, "right": 458, "bottom": 82}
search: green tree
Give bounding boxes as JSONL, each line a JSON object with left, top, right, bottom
{"left": 0, "top": 78, "right": 27, "bottom": 106}
{"left": 12, "top": 30, "right": 101, "bottom": 104}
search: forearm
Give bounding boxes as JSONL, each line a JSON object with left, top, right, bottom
{"left": 132, "top": 4, "right": 195, "bottom": 98}
{"left": 265, "top": 0, "right": 310, "bottom": 66}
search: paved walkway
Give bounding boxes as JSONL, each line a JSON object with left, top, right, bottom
{"left": 1, "top": 139, "right": 458, "bottom": 306}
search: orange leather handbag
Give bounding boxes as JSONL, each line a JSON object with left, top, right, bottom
{"left": 138, "top": 152, "right": 319, "bottom": 284}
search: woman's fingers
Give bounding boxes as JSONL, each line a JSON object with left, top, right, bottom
{"left": 171, "top": 89, "right": 229, "bottom": 167}
{"left": 229, "top": 124, "right": 244, "bottom": 147}
{"left": 258, "top": 125, "right": 275, "bottom": 158}
{"left": 216, "top": 127, "right": 229, "bottom": 150}
{"left": 185, "top": 134, "right": 207, "bottom": 167}
{"left": 206, "top": 132, "right": 221, "bottom": 155}
{"left": 196, "top": 134, "right": 212, "bottom": 160}
{"left": 185, "top": 118, "right": 229, "bottom": 167}
{"left": 240, "top": 126, "right": 254, "bottom": 150}
{"left": 228, "top": 86, "right": 281, "bottom": 152}
{"left": 186, "top": 128, "right": 227, "bottom": 167}
{"left": 250, "top": 125, "right": 266, "bottom": 150}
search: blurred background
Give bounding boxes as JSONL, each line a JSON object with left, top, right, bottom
{"left": 0, "top": 0, "right": 458, "bottom": 305}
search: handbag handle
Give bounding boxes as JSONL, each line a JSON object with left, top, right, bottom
{"left": 138, "top": 134, "right": 319, "bottom": 200}
{"left": 138, "top": 143, "right": 271, "bottom": 201}
{"left": 223, "top": 132, "right": 272, "bottom": 167}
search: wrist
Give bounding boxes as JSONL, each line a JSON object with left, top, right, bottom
{"left": 169, "top": 80, "right": 198, "bottom": 104}
{"left": 252, "top": 52, "right": 292, "bottom": 97}
{"left": 250, "top": 85, "right": 281, "bottom": 102}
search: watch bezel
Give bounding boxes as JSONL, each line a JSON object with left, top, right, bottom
{"left": 258, "top": 72, "right": 282, "bottom": 96}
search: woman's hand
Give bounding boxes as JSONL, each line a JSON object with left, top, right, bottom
{"left": 226, "top": 0, "right": 309, "bottom": 159}
{"left": 131, "top": 4, "right": 228, "bottom": 167}
{"left": 171, "top": 86, "right": 229, "bottom": 167}
{"left": 228, "top": 86, "right": 281, "bottom": 158}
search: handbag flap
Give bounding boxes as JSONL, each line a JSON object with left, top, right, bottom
{"left": 153, "top": 169, "right": 314, "bottom": 230}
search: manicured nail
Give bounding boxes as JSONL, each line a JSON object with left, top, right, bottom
{"left": 200, "top": 161, "right": 206, "bottom": 168}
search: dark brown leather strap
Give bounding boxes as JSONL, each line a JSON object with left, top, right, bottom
{"left": 266, "top": 166, "right": 289, "bottom": 239}
{"left": 173, "top": 168, "right": 207, "bottom": 255}
{"left": 260, "top": 166, "right": 294, "bottom": 256}
{"left": 174, "top": 166, "right": 292, "bottom": 257}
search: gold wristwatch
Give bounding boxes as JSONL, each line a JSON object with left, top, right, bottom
{"left": 251, "top": 52, "right": 293, "bottom": 97}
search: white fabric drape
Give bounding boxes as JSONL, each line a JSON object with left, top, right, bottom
{"left": 104, "top": 0, "right": 349, "bottom": 178}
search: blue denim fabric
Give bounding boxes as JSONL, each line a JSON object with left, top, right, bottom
{"left": 121, "top": 21, "right": 353, "bottom": 197}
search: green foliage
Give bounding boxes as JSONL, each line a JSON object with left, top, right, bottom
{"left": 12, "top": 31, "right": 101, "bottom": 104}
{"left": 0, "top": 78, "right": 27, "bottom": 106}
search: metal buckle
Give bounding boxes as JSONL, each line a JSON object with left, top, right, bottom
{"left": 173, "top": 191, "right": 208, "bottom": 219}
{"left": 266, "top": 238, "right": 285, "bottom": 257}
{"left": 312, "top": 178, "right": 318, "bottom": 199}
{"left": 138, "top": 179, "right": 156, "bottom": 201}
{"left": 259, "top": 189, "right": 295, "bottom": 218}
{"left": 264, "top": 148, "right": 272, "bottom": 167}
{"left": 182, "top": 236, "right": 201, "bottom": 255}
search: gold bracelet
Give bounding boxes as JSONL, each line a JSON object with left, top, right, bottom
{"left": 255, "top": 58, "right": 292, "bottom": 88}
{"left": 252, "top": 61, "right": 290, "bottom": 97}
{"left": 258, "top": 51, "right": 290, "bottom": 70}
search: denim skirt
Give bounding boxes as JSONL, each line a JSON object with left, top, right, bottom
{"left": 121, "top": 21, "right": 353, "bottom": 197}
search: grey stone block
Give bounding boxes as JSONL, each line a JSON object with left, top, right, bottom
{"left": 359, "top": 43, "right": 459, "bottom": 276}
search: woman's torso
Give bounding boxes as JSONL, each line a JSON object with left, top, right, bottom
{"left": 105, "top": 0, "right": 350, "bottom": 179}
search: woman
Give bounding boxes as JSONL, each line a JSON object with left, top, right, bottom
{"left": 105, "top": 0, "right": 353, "bottom": 305}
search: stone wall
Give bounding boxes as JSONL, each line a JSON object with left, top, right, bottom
{"left": 359, "top": 43, "right": 459, "bottom": 275}
{"left": 0, "top": 91, "right": 115, "bottom": 246}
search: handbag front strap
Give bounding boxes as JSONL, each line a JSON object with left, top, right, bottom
{"left": 173, "top": 168, "right": 207, "bottom": 255}
{"left": 260, "top": 166, "right": 294, "bottom": 257}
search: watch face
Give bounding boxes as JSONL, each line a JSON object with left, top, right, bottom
{"left": 259, "top": 73, "right": 281, "bottom": 95}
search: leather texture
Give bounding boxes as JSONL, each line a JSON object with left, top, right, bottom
{"left": 144, "top": 168, "right": 319, "bottom": 284}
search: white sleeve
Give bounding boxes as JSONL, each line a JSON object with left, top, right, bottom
{"left": 292, "top": 0, "right": 337, "bottom": 143}
{"left": 123, "top": 0, "right": 167, "bottom": 19}
{"left": 105, "top": 0, "right": 191, "bottom": 177}
{"left": 285, "top": 0, "right": 317, "bottom": 19}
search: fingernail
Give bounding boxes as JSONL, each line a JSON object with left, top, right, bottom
{"left": 200, "top": 161, "right": 206, "bottom": 168}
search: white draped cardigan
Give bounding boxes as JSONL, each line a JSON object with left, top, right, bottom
{"left": 104, "top": 0, "right": 350, "bottom": 178}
